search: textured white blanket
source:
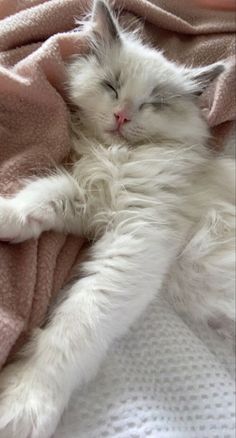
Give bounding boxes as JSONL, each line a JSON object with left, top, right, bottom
{"left": 54, "top": 292, "right": 235, "bottom": 438}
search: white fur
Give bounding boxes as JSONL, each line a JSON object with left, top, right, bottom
{"left": 0, "top": 1, "right": 234, "bottom": 437}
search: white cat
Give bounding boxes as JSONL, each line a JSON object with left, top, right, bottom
{"left": 0, "top": 1, "right": 235, "bottom": 437}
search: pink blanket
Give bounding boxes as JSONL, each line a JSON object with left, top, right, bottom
{"left": 0, "top": 0, "right": 235, "bottom": 369}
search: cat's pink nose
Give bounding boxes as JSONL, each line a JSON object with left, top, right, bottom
{"left": 114, "top": 110, "right": 131, "bottom": 127}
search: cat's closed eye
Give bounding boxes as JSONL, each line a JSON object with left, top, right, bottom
{"left": 139, "top": 99, "right": 165, "bottom": 111}
{"left": 102, "top": 80, "right": 118, "bottom": 99}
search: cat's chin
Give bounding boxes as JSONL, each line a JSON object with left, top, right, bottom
{"left": 103, "top": 130, "right": 128, "bottom": 144}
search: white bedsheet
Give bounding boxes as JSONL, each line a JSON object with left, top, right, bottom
{"left": 54, "top": 293, "right": 235, "bottom": 438}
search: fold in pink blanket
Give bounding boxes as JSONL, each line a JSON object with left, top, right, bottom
{"left": 0, "top": 0, "right": 235, "bottom": 368}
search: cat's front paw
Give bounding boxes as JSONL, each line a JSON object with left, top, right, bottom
{"left": 0, "top": 197, "right": 23, "bottom": 242}
{"left": 0, "top": 361, "right": 63, "bottom": 438}
{"left": 0, "top": 197, "right": 41, "bottom": 243}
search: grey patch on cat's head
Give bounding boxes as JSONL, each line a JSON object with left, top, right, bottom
{"left": 151, "top": 84, "right": 182, "bottom": 103}
{"left": 115, "top": 70, "right": 122, "bottom": 85}
{"left": 92, "top": 0, "right": 120, "bottom": 46}
{"left": 185, "top": 62, "right": 225, "bottom": 95}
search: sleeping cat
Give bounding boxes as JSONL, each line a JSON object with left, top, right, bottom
{"left": 0, "top": 1, "right": 235, "bottom": 437}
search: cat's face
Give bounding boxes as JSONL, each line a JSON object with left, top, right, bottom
{"left": 68, "top": 0, "right": 224, "bottom": 145}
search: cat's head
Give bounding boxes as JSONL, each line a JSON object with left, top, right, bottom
{"left": 68, "top": 0, "right": 224, "bottom": 145}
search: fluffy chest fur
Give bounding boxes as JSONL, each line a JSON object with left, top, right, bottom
{"left": 71, "top": 136, "right": 207, "bottom": 240}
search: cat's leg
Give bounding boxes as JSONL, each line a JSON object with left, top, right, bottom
{"left": 167, "top": 209, "right": 235, "bottom": 339}
{"left": 0, "top": 172, "right": 84, "bottom": 242}
{"left": 0, "top": 229, "right": 173, "bottom": 438}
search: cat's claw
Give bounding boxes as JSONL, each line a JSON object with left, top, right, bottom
{"left": 0, "top": 361, "right": 63, "bottom": 438}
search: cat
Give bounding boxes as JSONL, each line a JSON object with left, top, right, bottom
{"left": 0, "top": 1, "right": 235, "bottom": 437}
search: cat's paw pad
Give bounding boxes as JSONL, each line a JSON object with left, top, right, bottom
{"left": 0, "top": 362, "right": 62, "bottom": 438}
{"left": 208, "top": 314, "right": 235, "bottom": 341}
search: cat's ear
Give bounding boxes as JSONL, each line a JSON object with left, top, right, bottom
{"left": 92, "top": 0, "right": 120, "bottom": 46}
{"left": 185, "top": 62, "right": 225, "bottom": 95}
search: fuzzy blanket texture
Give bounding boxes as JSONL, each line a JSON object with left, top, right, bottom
{"left": 54, "top": 292, "right": 235, "bottom": 438}
{"left": 0, "top": 0, "right": 235, "bottom": 368}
